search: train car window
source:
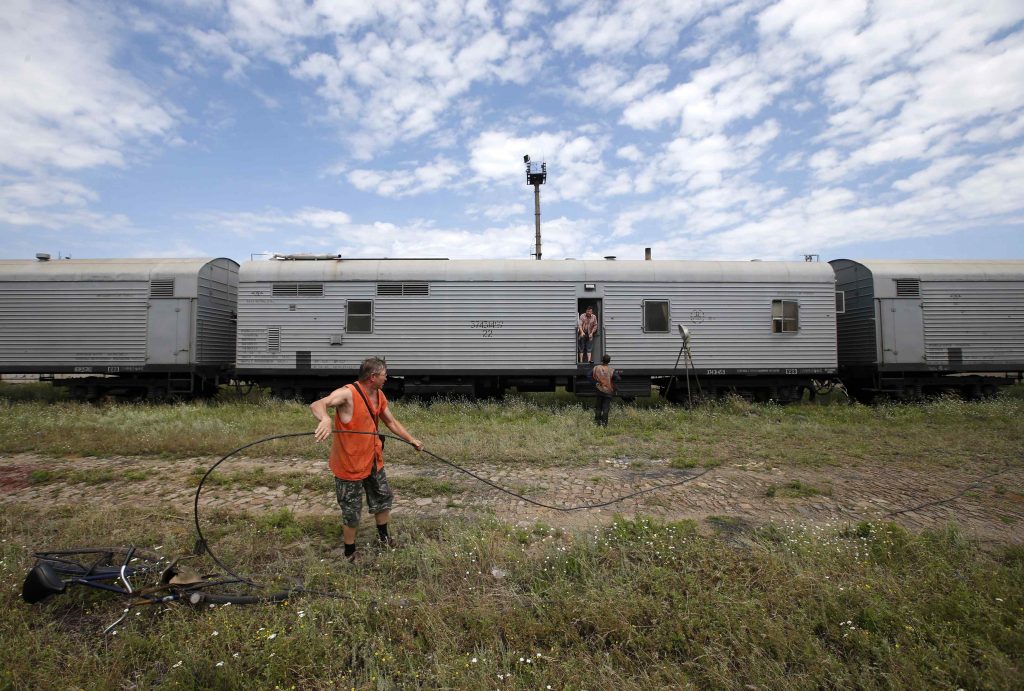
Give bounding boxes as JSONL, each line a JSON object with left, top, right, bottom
{"left": 346, "top": 301, "right": 373, "bottom": 333}
{"left": 643, "top": 300, "right": 670, "bottom": 332}
{"left": 772, "top": 299, "right": 799, "bottom": 333}
{"left": 835, "top": 291, "right": 845, "bottom": 314}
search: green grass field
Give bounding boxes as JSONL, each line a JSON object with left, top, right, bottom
{"left": 2, "top": 382, "right": 1023, "bottom": 471}
{"left": 1, "top": 383, "right": 1022, "bottom": 689}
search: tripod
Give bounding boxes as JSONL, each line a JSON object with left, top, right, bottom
{"left": 664, "top": 324, "right": 702, "bottom": 406}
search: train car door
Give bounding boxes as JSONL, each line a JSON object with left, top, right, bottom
{"left": 147, "top": 299, "right": 193, "bottom": 366}
{"left": 878, "top": 298, "right": 925, "bottom": 366}
{"left": 576, "top": 298, "right": 603, "bottom": 363}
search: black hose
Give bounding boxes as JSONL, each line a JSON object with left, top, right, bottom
{"left": 194, "top": 430, "right": 711, "bottom": 589}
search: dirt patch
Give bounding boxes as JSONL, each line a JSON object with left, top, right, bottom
{"left": 0, "top": 463, "right": 35, "bottom": 491}
{"left": 1, "top": 453, "right": 1022, "bottom": 544}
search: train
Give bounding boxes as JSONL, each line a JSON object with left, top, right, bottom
{"left": 1, "top": 253, "right": 1021, "bottom": 403}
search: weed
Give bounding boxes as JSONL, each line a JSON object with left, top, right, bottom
{"left": 1, "top": 505, "right": 1021, "bottom": 689}
{"left": 669, "top": 456, "right": 698, "bottom": 469}
{"left": 0, "top": 396, "right": 1020, "bottom": 474}
{"left": 29, "top": 469, "right": 57, "bottom": 484}
{"left": 765, "top": 480, "right": 829, "bottom": 498}
{"left": 390, "top": 477, "right": 463, "bottom": 498}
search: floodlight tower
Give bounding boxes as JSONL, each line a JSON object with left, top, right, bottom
{"left": 524, "top": 154, "right": 547, "bottom": 260}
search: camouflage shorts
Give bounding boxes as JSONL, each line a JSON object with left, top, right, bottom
{"left": 335, "top": 468, "right": 394, "bottom": 528}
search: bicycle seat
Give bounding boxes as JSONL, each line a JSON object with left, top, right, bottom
{"left": 22, "top": 561, "right": 67, "bottom": 603}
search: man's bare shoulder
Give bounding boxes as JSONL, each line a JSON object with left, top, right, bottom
{"left": 322, "top": 385, "right": 353, "bottom": 408}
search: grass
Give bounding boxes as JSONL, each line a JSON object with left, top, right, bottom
{"left": 390, "top": 476, "right": 465, "bottom": 498}
{"left": 765, "top": 480, "right": 830, "bottom": 499}
{"left": 29, "top": 468, "right": 146, "bottom": 486}
{"left": 1, "top": 506, "right": 1021, "bottom": 689}
{"left": 187, "top": 466, "right": 333, "bottom": 493}
{"left": 1, "top": 385, "right": 1023, "bottom": 472}
{"left": 2, "top": 383, "right": 1022, "bottom": 687}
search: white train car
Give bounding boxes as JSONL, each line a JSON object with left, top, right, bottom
{"left": 236, "top": 256, "right": 838, "bottom": 401}
{"left": 0, "top": 256, "right": 238, "bottom": 399}
{"left": 831, "top": 259, "right": 1024, "bottom": 399}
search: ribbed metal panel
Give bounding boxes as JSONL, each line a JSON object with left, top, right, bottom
{"left": 922, "top": 282, "right": 1024, "bottom": 365}
{"left": 604, "top": 283, "right": 837, "bottom": 370}
{"left": 831, "top": 260, "right": 878, "bottom": 365}
{"left": 237, "top": 281, "right": 576, "bottom": 371}
{"left": 194, "top": 259, "right": 238, "bottom": 366}
{"left": 241, "top": 258, "right": 837, "bottom": 285}
{"left": 832, "top": 259, "right": 1024, "bottom": 370}
{"left": 0, "top": 257, "right": 239, "bottom": 371}
{"left": 0, "top": 283, "right": 148, "bottom": 366}
{"left": 236, "top": 267, "right": 837, "bottom": 374}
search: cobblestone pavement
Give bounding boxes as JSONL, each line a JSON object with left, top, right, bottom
{"left": 2, "top": 453, "right": 1022, "bottom": 544}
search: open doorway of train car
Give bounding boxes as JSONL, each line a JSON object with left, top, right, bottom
{"left": 576, "top": 298, "right": 603, "bottom": 365}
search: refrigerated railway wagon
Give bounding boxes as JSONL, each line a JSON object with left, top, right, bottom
{"left": 0, "top": 257, "right": 239, "bottom": 399}
{"left": 830, "top": 259, "right": 1024, "bottom": 400}
{"left": 235, "top": 256, "right": 838, "bottom": 401}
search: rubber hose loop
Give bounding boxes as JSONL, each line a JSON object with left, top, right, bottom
{"left": 195, "top": 430, "right": 711, "bottom": 589}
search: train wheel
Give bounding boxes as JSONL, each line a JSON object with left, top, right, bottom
{"left": 959, "top": 384, "right": 981, "bottom": 401}
{"left": 850, "top": 388, "right": 875, "bottom": 404}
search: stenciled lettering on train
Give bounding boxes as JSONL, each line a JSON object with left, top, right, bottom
{"left": 470, "top": 319, "right": 505, "bottom": 338}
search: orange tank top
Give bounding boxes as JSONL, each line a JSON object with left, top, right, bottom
{"left": 328, "top": 383, "right": 388, "bottom": 480}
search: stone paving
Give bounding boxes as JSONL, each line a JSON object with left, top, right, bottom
{"left": 1, "top": 453, "right": 1022, "bottom": 544}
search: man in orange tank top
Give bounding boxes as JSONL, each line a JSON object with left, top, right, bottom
{"left": 311, "top": 357, "right": 422, "bottom": 563}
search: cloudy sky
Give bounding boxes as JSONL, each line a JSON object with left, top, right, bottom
{"left": 2, "top": 0, "right": 1022, "bottom": 263}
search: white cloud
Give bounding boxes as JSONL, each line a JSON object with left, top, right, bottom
{"left": 191, "top": 202, "right": 601, "bottom": 260}
{"left": 2, "top": 0, "right": 1022, "bottom": 264}
{"left": 466, "top": 202, "right": 528, "bottom": 221}
{"left": 892, "top": 155, "right": 971, "bottom": 192}
{"left": 182, "top": 2, "right": 542, "bottom": 157}
{"left": 621, "top": 52, "right": 786, "bottom": 135}
{"left": 0, "top": 177, "right": 97, "bottom": 209}
{"left": 0, "top": 0, "right": 176, "bottom": 174}
{"left": 193, "top": 207, "right": 351, "bottom": 237}
{"left": 0, "top": 175, "right": 132, "bottom": 231}
{"left": 551, "top": 0, "right": 705, "bottom": 57}
{"left": 347, "top": 156, "right": 460, "bottom": 197}
{"left": 501, "top": 0, "right": 548, "bottom": 31}
{"left": 468, "top": 130, "right": 608, "bottom": 203}
{"left": 572, "top": 63, "right": 670, "bottom": 108}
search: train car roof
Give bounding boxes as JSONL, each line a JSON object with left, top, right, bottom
{"left": 0, "top": 257, "right": 238, "bottom": 281}
{"left": 240, "top": 258, "right": 837, "bottom": 283}
{"left": 830, "top": 259, "right": 1024, "bottom": 282}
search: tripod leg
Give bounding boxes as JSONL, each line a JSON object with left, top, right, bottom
{"left": 665, "top": 346, "right": 686, "bottom": 399}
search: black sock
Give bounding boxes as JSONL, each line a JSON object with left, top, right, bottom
{"left": 344, "top": 543, "right": 356, "bottom": 557}
{"left": 377, "top": 524, "right": 390, "bottom": 542}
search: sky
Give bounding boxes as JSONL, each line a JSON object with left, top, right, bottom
{"left": 1, "top": 0, "right": 1023, "bottom": 264}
